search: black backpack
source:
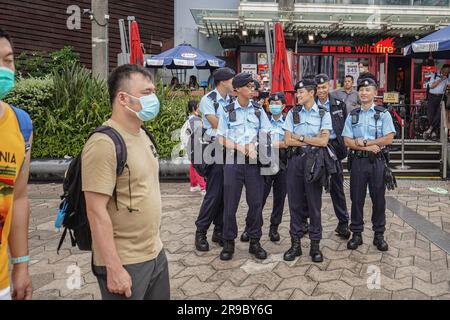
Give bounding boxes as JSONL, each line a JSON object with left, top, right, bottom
{"left": 56, "top": 125, "right": 158, "bottom": 253}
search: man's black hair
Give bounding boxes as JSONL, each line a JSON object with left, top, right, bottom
{"left": 108, "top": 64, "right": 153, "bottom": 106}
{"left": 187, "top": 99, "right": 199, "bottom": 115}
{"left": 0, "top": 28, "right": 13, "bottom": 47}
{"left": 344, "top": 74, "right": 354, "bottom": 82}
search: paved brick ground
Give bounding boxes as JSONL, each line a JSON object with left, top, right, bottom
{"left": 25, "top": 180, "right": 450, "bottom": 300}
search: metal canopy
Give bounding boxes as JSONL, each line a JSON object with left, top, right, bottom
{"left": 191, "top": 3, "right": 450, "bottom": 38}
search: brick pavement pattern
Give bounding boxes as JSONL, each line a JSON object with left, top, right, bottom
{"left": 26, "top": 181, "right": 450, "bottom": 300}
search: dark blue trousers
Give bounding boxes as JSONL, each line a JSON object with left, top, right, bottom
{"left": 329, "top": 161, "right": 350, "bottom": 224}
{"left": 263, "top": 169, "right": 287, "bottom": 226}
{"left": 286, "top": 154, "right": 323, "bottom": 241}
{"left": 349, "top": 157, "right": 386, "bottom": 234}
{"left": 195, "top": 163, "right": 224, "bottom": 232}
{"left": 243, "top": 169, "right": 287, "bottom": 232}
{"left": 223, "top": 164, "right": 265, "bottom": 241}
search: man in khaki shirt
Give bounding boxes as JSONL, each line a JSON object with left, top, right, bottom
{"left": 82, "top": 64, "right": 169, "bottom": 300}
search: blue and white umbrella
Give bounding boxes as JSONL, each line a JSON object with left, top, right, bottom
{"left": 404, "top": 24, "right": 450, "bottom": 58}
{"left": 146, "top": 43, "right": 225, "bottom": 70}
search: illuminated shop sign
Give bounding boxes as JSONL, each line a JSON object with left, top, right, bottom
{"left": 322, "top": 37, "right": 397, "bottom": 54}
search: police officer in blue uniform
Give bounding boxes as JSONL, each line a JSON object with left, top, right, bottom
{"left": 217, "top": 72, "right": 273, "bottom": 261}
{"left": 342, "top": 77, "right": 396, "bottom": 251}
{"left": 240, "top": 92, "right": 288, "bottom": 243}
{"left": 283, "top": 78, "right": 333, "bottom": 263}
{"left": 315, "top": 73, "right": 351, "bottom": 240}
{"left": 195, "top": 67, "right": 235, "bottom": 252}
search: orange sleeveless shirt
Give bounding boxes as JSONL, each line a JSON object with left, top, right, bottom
{"left": 0, "top": 103, "right": 25, "bottom": 289}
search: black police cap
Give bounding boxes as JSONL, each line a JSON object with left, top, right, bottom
{"left": 213, "top": 67, "right": 236, "bottom": 82}
{"left": 357, "top": 77, "right": 378, "bottom": 91}
{"left": 295, "top": 78, "right": 317, "bottom": 90}
{"left": 315, "top": 73, "right": 329, "bottom": 84}
{"left": 357, "top": 72, "right": 377, "bottom": 83}
{"left": 232, "top": 72, "right": 254, "bottom": 88}
{"left": 268, "top": 91, "right": 286, "bottom": 104}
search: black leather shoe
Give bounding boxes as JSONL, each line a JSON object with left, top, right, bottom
{"left": 335, "top": 222, "right": 351, "bottom": 240}
{"left": 347, "top": 232, "right": 363, "bottom": 250}
{"left": 309, "top": 240, "right": 323, "bottom": 263}
{"left": 211, "top": 229, "right": 224, "bottom": 247}
{"left": 269, "top": 225, "right": 280, "bottom": 242}
{"left": 283, "top": 235, "right": 302, "bottom": 261}
{"left": 220, "top": 240, "right": 235, "bottom": 261}
{"left": 249, "top": 239, "right": 267, "bottom": 260}
{"left": 195, "top": 230, "right": 209, "bottom": 252}
{"left": 240, "top": 231, "right": 250, "bottom": 242}
{"left": 373, "top": 233, "right": 389, "bottom": 251}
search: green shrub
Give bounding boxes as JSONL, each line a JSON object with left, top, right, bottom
{"left": 145, "top": 83, "right": 191, "bottom": 157}
{"left": 14, "top": 46, "right": 80, "bottom": 78}
{"left": 4, "top": 76, "right": 53, "bottom": 113}
{"left": 5, "top": 66, "right": 192, "bottom": 159}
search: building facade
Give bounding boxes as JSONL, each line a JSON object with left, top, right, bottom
{"left": 0, "top": 0, "right": 174, "bottom": 69}
{"left": 190, "top": 0, "right": 450, "bottom": 104}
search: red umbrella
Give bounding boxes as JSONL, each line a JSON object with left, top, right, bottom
{"left": 271, "top": 23, "right": 295, "bottom": 106}
{"left": 130, "top": 21, "right": 144, "bottom": 65}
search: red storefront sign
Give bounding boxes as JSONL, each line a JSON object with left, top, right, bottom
{"left": 322, "top": 37, "right": 397, "bottom": 54}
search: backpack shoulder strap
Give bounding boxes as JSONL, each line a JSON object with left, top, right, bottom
{"left": 141, "top": 125, "right": 159, "bottom": 154}
{"left": 90, "top": 126, "right": 127, "bottom": 176}
{"left": 11, "top": 106, "right": 33, "bottom": 152}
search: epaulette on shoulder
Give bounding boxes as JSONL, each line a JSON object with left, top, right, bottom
{"left": 207, "top": 91, "right": 217, "bottom": 100}
{"left": 251, "top": 100, "right": 261, "bottom": 109}
{"left": 225, "top": 102, "right": 235, "bottom": 112}
{"left": 350, "top": 107, "right": 362, "bottom": 115}
{"left": 374, "top": 105, "right": 387, "bottom": 113}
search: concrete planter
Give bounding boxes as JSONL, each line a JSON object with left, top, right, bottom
{"left": 30, "top": 157, "right": 190, "bottom": 182}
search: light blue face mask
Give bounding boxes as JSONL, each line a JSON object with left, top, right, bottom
{"left": 126, "top": 93, "right": 160, "bottom": 121}
{"left": 0, "top": 67, "right": 15, "bottom": 99}
{"left": 269, "top": 104, "right": 282, "bottom": 115}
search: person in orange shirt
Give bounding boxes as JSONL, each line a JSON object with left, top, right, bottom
{"left": 0, "top": 28, "right": 33, "bottom": 300}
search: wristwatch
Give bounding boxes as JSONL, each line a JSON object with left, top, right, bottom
{"left": 363, "top": 139, "right": 368, "bottom": 147}
{"left": 300, "top": 135, "right": 305, "bottom": 142}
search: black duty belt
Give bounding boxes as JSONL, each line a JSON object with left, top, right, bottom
{"left": 289, "top": 146, "right": 313, "bottom": 157}
{"left": 351, "top": 150, "right": 382, "bottom": 159}
{"left": 429, "top": 93, "right": 444, "bottom": 97}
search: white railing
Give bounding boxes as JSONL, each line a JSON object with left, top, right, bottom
{"left": 441, "top": 101, "right": 449, "bottom": 179}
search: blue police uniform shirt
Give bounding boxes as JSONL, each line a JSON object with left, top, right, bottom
{"left": 282, "top": 103, "right": 333, "bottom": 139}
{"left": 316, "top": 98, "right": 337, "bottom": 139}
{"left": 270, "top": 115, "right": 285, "bottom": 143}
{"left": 217, "top": 99, "right": 272, "bottom": 146}
{"left": 199, "top": 89, "right": 231, "bottom": 137}
{"left": 342, "top": 104, "right": 396, "bottom": 140}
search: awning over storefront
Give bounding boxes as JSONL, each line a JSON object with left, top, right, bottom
{"left": 191, "top": 2, "right": 450, "bottom": 38}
